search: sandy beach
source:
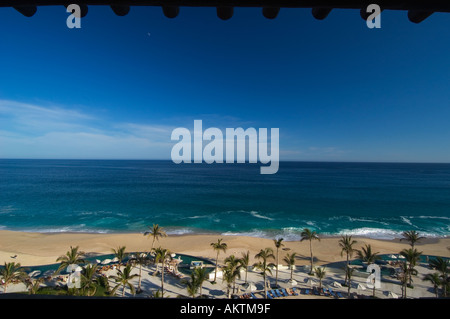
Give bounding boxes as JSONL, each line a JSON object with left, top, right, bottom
{"left": 1, "top": 230, "right": 449, "bottom": 299}
{"left": 1, "top": 230, "right": 449, "bottom": 267}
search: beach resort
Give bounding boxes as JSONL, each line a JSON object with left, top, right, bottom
{"left": 0, "top": 227, "right": 449, "bottom": 299}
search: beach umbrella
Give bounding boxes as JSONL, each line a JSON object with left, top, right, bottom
{"left": 389, "top": 254, "right": 397, "bottom": 259}
{"left": 66, "top": 264, "right": 79, "bottom": 273}
{"left": 306, "top": 278, "right": 317, "bottom": 288}
{"left": 95, "top": 259, "right": 101, "bottom": 264}
{"left": 242, "top": 282, "right": 257, "bottom": 292}
{"left": 101, "top": 259, "right": 112, "bottom": 265}
{"left": 333, "top": 281, "right": 342, "bottom": 288}
{"left": 112, "top": 257, "right": 119, "bottom": 263}
{"left": 288, "top": 279, "right": 298, "bottom": 286}
{"left": 388, "top": 291, "right": 399, "bottom": 299}
{"left": 28, "top": 270, "right": 41, "bottom": 278}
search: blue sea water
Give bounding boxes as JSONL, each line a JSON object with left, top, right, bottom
{"left": 0, "top": 159, "right": 449, "bottom": 240}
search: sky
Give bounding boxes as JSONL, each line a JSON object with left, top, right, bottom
{"left": 0, "top": 6, "right": 449, "bottom": 162}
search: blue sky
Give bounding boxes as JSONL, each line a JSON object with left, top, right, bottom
{"left": 0, "top": 6, "right": 449, "bottom": 161}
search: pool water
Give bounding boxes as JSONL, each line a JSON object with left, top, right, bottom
{"left": 349, "top": 254, "right": 449, "bottom": 277}
{"left": 1, "top": 252, "right": 214, "bottom": 278}
{"left": 173, "top": 254, "right": 215, "bottom": 275}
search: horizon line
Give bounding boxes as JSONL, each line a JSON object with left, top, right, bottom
{"left": 1, "top": 158, "right": 450, "bottom": 165}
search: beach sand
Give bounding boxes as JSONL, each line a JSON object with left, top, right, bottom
{"left": 0, "top": 230, "right": 449, "bottom": 267}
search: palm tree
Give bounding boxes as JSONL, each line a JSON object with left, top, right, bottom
{"left": 151, "top": 289, "right": 164, "bottom": 298}
{"left": 144, "top": 224, "right": 167, "bottom": 252}
{"left": 80, "top": 263, "right": 99, "bottom": 296}
{"left": 398, "top": 261, "right": 417, "bottom": 299}
{"left": 0, "top": 262, "right": 26, "bottom": 293}
{"left": 183, "top": 271, "right": 200, "bottom": 298}
{"left": 423, "top": 273, "right": 441, "bottom": 298}
{"left": 111, "top": 246, "right": 128, "bottom": 267}
{"left": 356, "top": 244, "right": 380, "bottom": 265}
{"left": 193, "top": 267, "right": 209, "bottom": 297}
{"left": 429, "top": 256, "right": 449, "bottom": 297}
{"left": 222, "top": 265, "right": 235, "bottom": 299}
{"left": 224, "top": 255, "right": 242, "bottom": 295}
{"left": 153, "top": 246, "right": 171, "bottom": 297}
{"left": 400, "top": 230, "right": 425, "bottom": 249}
{"left": 253, "top": 248, "right": 275, "bottom": 299}
{"left": 345, "top": 266, "right": 355, "bottom": 298}
{"left": 96, "top": 275, "right": 110, "bottom": 294}
{"left": 55, "top": 246, "right": 86, "bottom": 274}
{"left": 400, "top": 248, "right": 422, "bottom": 287}
{"left": 273, "top": 238, "right": 284, "bottom": 287}
{"left": 240, "top": 250, "right": 250, "bottom": 284}
{"left": 398, "top": 261, "right": 418, "bottom": 299}
{"left": 24, "top": 277, "right": 43, "bottom": 295}
{"left": 210, "top": 239, "right": 227, "bottom": 282}
{"left": 314, "top": 267, "right": 326, "bottom": 290}
{"left": 300, "top": 228, "right": 320, "bottom": 274}
{"left": 339, "top": 235, "right": 357, "bottom": 286}
{"left": 111, "top": 263, "right": 138, "bottom": 297}
{"left": 130, "top": 252, "right": 148, "bottom": 293}
{"left": 283, "top": 252, "right": 297, "bottom": 281}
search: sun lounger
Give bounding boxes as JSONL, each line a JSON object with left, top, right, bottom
{"left": 266, "top": 291, "right": 273, "bottom": 299}
{"left": 276, "top": 289, "right": 284, "bottom": 297}
{"left": 303, "top": 288, "right": 310, "bottom": 295}
{"left": 271, "top": 289, "right": 281, "bottom": 298}
{"left": 322, "top": 288, "right": 330, "bottom": 296}
{"left": 313, "top": 287, "right": 320, "bottom": 295}
{"left": 280, "top": 288, "right": 289, "bottom": 297}
{"left": 291, "top": 287, "right": 299, "bottom": 296}
{"left": 336, "top": 291, "right": 343, "bottom": 298}
{"left": 328, "top": 288, "right": 336, "bottom": 297}
{"left": 251, "top": 292, "right": 257, "bottom": 299}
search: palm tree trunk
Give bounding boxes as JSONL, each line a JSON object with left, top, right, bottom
{"left": 408, "top": 264, "right": 412, "bottom": 286}
{"left": 310, "top": 239, "right": 313, "bottom": 274}
{"left": 214, "top": 251, "right": 219, "bottom": 282}
{"left": 122, "top": 284, "right": 125, "bottom": 297}
{"left": 161, "top": 267, "right": 165, "bottom": 297}
{"left": 275, "top": 249, "right": 279, "bottom": 287}
{"left": 263, "top": 273, "right": 267, "bottom": 299}
{"left": 138, "top": 264, "right": 142, "bottom": 292}
{"left": 344, "top": 254, "right": 349, "bottom": 285}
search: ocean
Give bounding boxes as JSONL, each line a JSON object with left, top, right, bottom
{"left": 0, "top": 159, "right": 449, "bottom": 240}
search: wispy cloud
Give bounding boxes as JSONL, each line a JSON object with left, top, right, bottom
{"left": 0, "top": 99, "right": 95, "bottom": 135}
{"left": 0, "top": 99, "right": 348, "bottom": 161}
{"left": 0, "top": 100, "right": 174, "bottom": 159}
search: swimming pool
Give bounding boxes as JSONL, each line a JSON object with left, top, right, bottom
{"left": 1, "top": 252, "right": 214, "bottom": 278}
{"left": 349, "top": 254, "right": 449, "bottom": 277}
